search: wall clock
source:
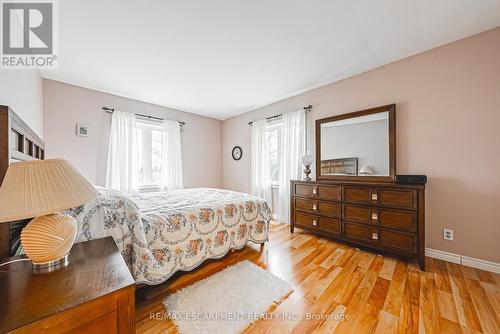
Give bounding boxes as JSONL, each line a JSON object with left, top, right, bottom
{"left": 232, "top": 146, "right": 242, "bottom": 161}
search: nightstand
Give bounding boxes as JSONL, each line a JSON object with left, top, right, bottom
{"left": 0, "top": 237, "right": 135, "bottom": 333}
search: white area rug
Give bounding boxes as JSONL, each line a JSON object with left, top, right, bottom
{"left": 163, "top": 260, "right": 293, "bottom": 334}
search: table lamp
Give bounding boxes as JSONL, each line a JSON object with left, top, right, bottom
{"left": 0, "top": 159, "right": 98, "bottom": 270}
{"left": 301, "top": 154, "right": 313, "bottom": 181}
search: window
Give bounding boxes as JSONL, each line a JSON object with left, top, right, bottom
{"left": 136, "top": 119, "right": 163, "bottom": 188}
{"left": 266, "top": 121, "right": 282, "bottom": 185}
{"left": 106, "top": 109, "right": 183, "bottom": 193}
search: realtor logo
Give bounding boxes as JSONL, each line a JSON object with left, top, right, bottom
{"left": 1, "top": 0, "right": 57, "bottom": 68}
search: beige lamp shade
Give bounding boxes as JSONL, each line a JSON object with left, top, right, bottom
{"left": 0, "top": 158, "right": 98, "bottom": 223}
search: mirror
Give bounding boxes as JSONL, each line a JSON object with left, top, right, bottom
{"left": 315, "top": 104, "right": 395, "bottom": 182}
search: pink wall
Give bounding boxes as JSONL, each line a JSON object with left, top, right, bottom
{"left": 0, "top": 70, "right": 43, "bottom": 137}
{"left": 222, "top": 27, "right": 500, "bottom": 263}
{"left": 43, "top": 79, "right": 222, "bottom": 188}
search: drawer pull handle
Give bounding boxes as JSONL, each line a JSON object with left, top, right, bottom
{"left": 371, "top": 193, "right": 378, "bottom": 201}
{"left": 372, "top": 232, "right": 378, "bottom": 240}
{"left": 372, "top": 212, "right": 378, "bottom": 221}
{"left": 312, "top": 204, "right": 317, "bottom": 211}
{"left": 312, "top": 220, "right": 317, "bottom": 226}
{"left": 312, "top": 188, "right": 317, "bottom": 195}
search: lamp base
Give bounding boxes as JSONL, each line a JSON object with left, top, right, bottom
{"left": 303, "top": 165, "right": 312, "bottom": 181}
{"left": 20, "top": 212, "right": 77, "bottom": 272}
{"left": 32, "top": 254, "right": 69, "bottom": 272}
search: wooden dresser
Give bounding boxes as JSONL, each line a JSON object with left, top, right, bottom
{"left": 290, "top": 180, "right": 425, "bottom": 270}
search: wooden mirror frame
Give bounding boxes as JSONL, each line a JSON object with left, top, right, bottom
{"left": 315, "top": 104, "right": 396, "bottom": 182}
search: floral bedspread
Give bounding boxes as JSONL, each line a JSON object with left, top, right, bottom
{"left": 67, "top": 188, "right": 271, "bottom": 285}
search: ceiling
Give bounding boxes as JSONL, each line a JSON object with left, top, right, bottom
{"left": 41, "top": 0, "right": 500, "bottom": 120}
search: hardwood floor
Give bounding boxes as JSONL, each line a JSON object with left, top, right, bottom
{"left": 136, "top": 223, "right": 500, "bottom": 333}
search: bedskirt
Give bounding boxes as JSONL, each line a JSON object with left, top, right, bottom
{"left": 67, "top": 188, "right": 271, "bottom": 285}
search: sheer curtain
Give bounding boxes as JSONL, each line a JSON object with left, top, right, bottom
{"left": 277, "top": 109, "right": 306, "bottom": 223}
{"left": 251, "top": 118, "right": 272, "bottom": 205}
{"left": 160, "top": 119, "right": 183, "bottom": 190}
{"left": 105, "top": 110, "right": 140, "bottom": 193}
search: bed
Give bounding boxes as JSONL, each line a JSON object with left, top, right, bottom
{"left": 0, "top": 105, "right": 271, "bottom": 285}
{"left": 67, "top": 187, "right": 271, "bottom": 285}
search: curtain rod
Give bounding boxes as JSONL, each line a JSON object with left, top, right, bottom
{"left": 102, "top": 107, "right": 186, "bottom": 126}
{"left": 248, "top": 105, "right": 312, "bottom": 126}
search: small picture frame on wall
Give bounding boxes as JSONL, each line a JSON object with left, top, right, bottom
{"left": 76, "top": 124, "right": 88, "bottom": 137}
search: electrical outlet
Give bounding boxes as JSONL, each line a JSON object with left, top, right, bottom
{"left": 443, "top": 229, "right": 454, "bottom": 241}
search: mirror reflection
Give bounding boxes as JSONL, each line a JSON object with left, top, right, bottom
{"left": 320, "top": 111, "right": 389, "bottom": 176}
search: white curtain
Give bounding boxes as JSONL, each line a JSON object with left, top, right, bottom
{"left": 160, "top": 119, "right": 184, "bottom": 190}
{"left": 277, "top": 109, "right": 306, "bottom": 223}
{"left": 251, "top": 118, "right": 272, "bottom": 205}
{"left": 105, "top": 110, "right": 140, "bottom": 194}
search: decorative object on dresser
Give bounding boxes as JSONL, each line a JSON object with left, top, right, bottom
{"left": 359, "top": 165, "right": 374, "bottom": 175}
{"left": 292, "top": 104, "right": 426, "bottom": 270}
{"left": 301, "top": 153, "right": 313, "bottom": 180}
{"left": 0, "top": 158, "right": 98, "bottom": 270}
{"left": 290, "top": 180, "right": 426, "bottom": 270}
{"left": 395, "top": 174, "right": 428, "bottom": 185}
{"left": 320, "top": 157, "right": 358, "bottom": 176}
{"left": 0, "top": 237, "right": 135, "bottom": 334}
{"left": 0, "top": 105, "right": 46, "bottom": 259}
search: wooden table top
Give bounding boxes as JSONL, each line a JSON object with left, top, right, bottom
{"left": 0, "top": 237, "right": 135, "bottom": 333}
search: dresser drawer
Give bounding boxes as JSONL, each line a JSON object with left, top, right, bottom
{"left": 294, "top": 198, "right": 318, "bottom": 214}
{"left": 317, "top": 185, "right": 341, "bottom": 201}
{"left": 293, "top": 213, "right": 341, "bottom": 237}
{"left": 342, "top": 223, "right": 416, "bottom": 255}
{"left": 294, "top": 212, "right": 319, "bottom": 230}
{"left": 295, "top": 198, "right": 341, "bottom": 218}
{"left": 378, "top": 189, "right": 417, "bottom": 209}
{"left": 379, "top": 209, "right": 416, "bottom": 231}
{"left": 343, "top": 204, "right": 373, "bottom": 224}
{"left": 342, "top": 222, "right": 378, "bottom": 245}
{"left": 294, "top": 183, "right": 318, "bottom": 197}
{"left": 343, "top": 187, "right": 417, "bottom": 210}
{"left": 318, "top": 201, "right": 341, "bottom": 218}
{"left": 343, "top": 187, "right": 373, "bottom": 204}
{"left": 318, "top": 217, "right": 341, "bottom": 236}
{"left": 343, "top": 204, "right": 416, "bottom": 231}
{"left": 379, "top": 229, "right": 416, "bottom": 254}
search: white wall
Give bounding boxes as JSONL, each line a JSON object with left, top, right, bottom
{"left": 0, "top": 70, "right": 43, "bottom": 137}
{"left": 43, "top": 79, "right": 222, "bottom": 188}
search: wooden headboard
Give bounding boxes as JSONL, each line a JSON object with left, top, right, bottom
{"left": 0, "top": 105, "right": 45, "bottom": 259}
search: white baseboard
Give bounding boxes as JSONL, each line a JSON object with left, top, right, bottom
{"left": 462, "top": 256, "right": 500, "bottom": 274}
{"left": 425, "top": 248, "right": 500, "bottom": 274}
{"left": 425, "top": 248, "right": 461, "bottom": 264}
